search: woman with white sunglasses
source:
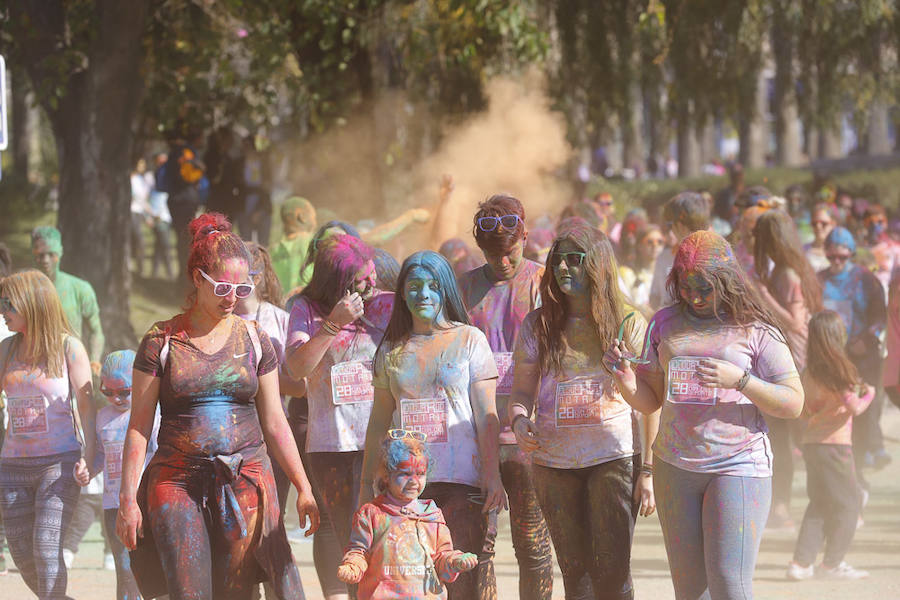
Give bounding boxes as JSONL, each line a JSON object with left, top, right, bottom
{"left": 117, "top": 212, "right": 319, "bottom": 600}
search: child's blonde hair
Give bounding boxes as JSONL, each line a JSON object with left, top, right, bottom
{"left": 374, "top": 433, "right": 430, "bottom": 495}
{"left": 806, "top": 310, "right": 860, "bottom": 392}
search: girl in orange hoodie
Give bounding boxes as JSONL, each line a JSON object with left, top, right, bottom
{"left": 338, "top": 431, "right": 477, "bottom": 599}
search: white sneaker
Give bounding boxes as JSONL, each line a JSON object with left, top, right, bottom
{"left": 786, "top": 561, "right": 814, "bottom": 581}
{"left": 818, "top": 561, "right": 869, "bottom": 580}
{"left": 861, "top": 488, "right": 870, "bottom": 508}
{"left": 103, "top": 552, "right": 115, "bottom": 571}
{"left": 62, "top": 549, "right": 75, "bottom": 569}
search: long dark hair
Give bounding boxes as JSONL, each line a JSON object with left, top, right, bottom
{"left": 806, "top": 310, "right": 860, "bottom": 392}
{"left": 379, "top": 251, "right": 470, "bottom": 349}
{"left": 536, "top": 218, "right": 630, "bottom": 375}
{"left": 667, "top": 230, "right": 787, "bottom": 335}
{"left": 301, "top": 234, "right": 374, "bottom": 317}
{"left": 753, "top": 209, "right": 823, "bottom": 313}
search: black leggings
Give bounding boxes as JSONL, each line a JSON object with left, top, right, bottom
{"left": 531, "top": 456, "right": 638, "bottom": 600}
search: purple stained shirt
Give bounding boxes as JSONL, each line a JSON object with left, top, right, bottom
{"left": 458, "top": 260, "right": 543, "bottom": 444}
{"left": 1, "top": 336, "right": 83, "bottom": 459}
{"left": 513, "top": 309, "right": 643, "bottom": 469}
{"left": 637, "top": 304, "right": 798, "bottom": 477}
{"left": 287, "top": 291, "right": 394, "bottom": 453}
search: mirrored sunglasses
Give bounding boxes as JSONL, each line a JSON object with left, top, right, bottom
{"left": 477, "top": 215, "right": 521, "bottom": 232}
{"left": 198, "top": 269, "right": 255, "bottom": 298}
{"left": 549, "top": 251, "right": 586, "bottom": 267}
{"left": 388, "top": 428, "right": 427, "bottom": 442}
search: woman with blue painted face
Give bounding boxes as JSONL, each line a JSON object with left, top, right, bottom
{"left": 359, "top": 250, "right": 507, "bottom": 600}
{"left": 509, "top": 218, "right": 656, "bottom": 600}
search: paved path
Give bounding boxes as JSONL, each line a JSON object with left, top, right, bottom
{"left": 2, "top": 404, "right": 898, "bottom": 599}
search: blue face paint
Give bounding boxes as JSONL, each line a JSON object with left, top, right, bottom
{"left": 404, "top": 266, "right": 444, "bottom": 324}
{"left": 101, "top": 349, "right": 136, "bottom": 385}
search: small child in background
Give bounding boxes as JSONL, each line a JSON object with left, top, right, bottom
{"left": 92, "top": 350, "right": 160, "bottom": 600}
{"left": 787, "top": 311, "right": 875, "bottom": 581}
{"left": 337, "top": 431, "right": 477, "bottom": 599}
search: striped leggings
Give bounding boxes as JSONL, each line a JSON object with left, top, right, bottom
{"left": 0, "top": 451, "right": 81, "bottom": 600}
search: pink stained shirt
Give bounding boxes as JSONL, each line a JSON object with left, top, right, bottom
{"left": 1, "top": 335, "right": 82, "bottom": 459}
{"left": 800, "top": 372, "right": 874, "bottom": 446}
{"left": 513, "top": 309, "right": 643, "bottom": 469}
{"left": 637, "top": 305, "right": 798, "bottom": 477}
{"left": 287, "top": 292, "right": 394, "bottom": 453}
{"left": 458, "top": 260, "right": 543, "bottom": 445}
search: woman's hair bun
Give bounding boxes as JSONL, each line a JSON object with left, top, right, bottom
{"left": 188, "top": 212, "right": 232, "bottom": 244}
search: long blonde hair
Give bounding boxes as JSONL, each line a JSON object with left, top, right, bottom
{"left": 1, "top": 270, "right": 74, "bottom": 377}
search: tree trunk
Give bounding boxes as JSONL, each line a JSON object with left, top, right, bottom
{"left": 738, "top": 66, "right": 768, "bottom": 168}
{"left": 14, "top": 0, "right": 151, "bottom": 350}
{"left": 772, "top": 6, "right": 803, "bottom": 166}
{"left": 867, "top": 98, "right": 891, "bottom": 156}
{"left": 10, "top": 73, "right": 30, "bottom": 181}
{"left": 676, "top": 102, "right": 702, "bottom": 178}
{"left": 818, "top": 120, "right": 842, "bottom": 159}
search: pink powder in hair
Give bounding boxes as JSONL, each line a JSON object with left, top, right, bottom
{"left": 674, "top": 230, "right": 735, "bottom": 273}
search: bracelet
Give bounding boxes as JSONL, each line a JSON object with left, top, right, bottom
{"left": 735, "top": 367, "right": 751, "bottom": 392}
{"left": 640, "top": 463, "right": 654, "bottom": 476}
{"left": 321, "top": 320, "right": 341, "bottom": 336}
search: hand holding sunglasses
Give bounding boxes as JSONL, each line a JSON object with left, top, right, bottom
{"left": 198, "top": 269, "right": 255, "bottom": 298}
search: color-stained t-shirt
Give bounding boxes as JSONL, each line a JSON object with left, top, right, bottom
{"left": 804, "top": 243, "right": 830, "bottom": 274}
{"left": 0, "top": 335, "right": 82, "bottom": 459}
{"left": 94, "top": 404, "right": 161, "bottom": 510}
{"left": 271, "top": 234, "right": 313, "bottom": 295}
{"left": 54, "top": 270, "right": 105, "bottom": 364}
{"left": 800, "top": 372, "right": 873, "bottom": 447}
{"left": 287, "top": 291, "right": 394, "bottom": 452}
{"left": 237, "top": 302, "right": 290, "bottom": 409}
{"left": 637, "top": 305, "right": 798, "bottom": 477}
{"left": 768, "top": 266, "right": 809, "bottom": 370}
{"left": 514, "top": 310, "right": 644, "bottom": 469}
{"left": 373, "top": 325, "right": 498, "bottom": 488}
{"left": 134, "top": 316, "right": 278, "bottom": 459}
{"left": 619, "top": 264, "right": 654, "bottom": 308}
{"left": 458, "top": 260, "right": 543, "bottom": 445}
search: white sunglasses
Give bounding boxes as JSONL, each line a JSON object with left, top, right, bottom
{"left": 198, "top": 269, "right": 255, "bottom": 298}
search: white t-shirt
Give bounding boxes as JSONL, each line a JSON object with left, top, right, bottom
{"left": 287, "top": 292, "right": 394, "bottom": 452}
{"left": 373, "top": 324, "right": 498, "bottom": 487}
{"left": 94, "top": 404, "right": 160, "bottom": 509}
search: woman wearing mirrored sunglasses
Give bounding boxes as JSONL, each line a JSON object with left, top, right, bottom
{"left": 509, "top": 218, "right": 659, "bottom": 600}
{"left": 118, "top": 212, "right": 319, "bottom": 600}
{"left": 0, "top": 269, "right": 96, "bottom": 599}
{"left": 359, "top": 250, "right": 507, "bottom": 600}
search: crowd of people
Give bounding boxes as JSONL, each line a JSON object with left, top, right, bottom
{"left": 1, "top": 163, "right": 899, "bottom": 600}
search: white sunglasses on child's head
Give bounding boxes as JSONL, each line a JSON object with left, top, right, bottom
{"left": 198, "top": 269, "right": 255, "bottom": 298}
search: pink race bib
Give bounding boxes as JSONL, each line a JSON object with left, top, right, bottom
{"left": 400, "top": 397, "right": 449, "bottom": 443}
{"left": 7, "top": 396, "right": 49, "bottom": 435}
{"left": 331, "top": 360, "right": 375, "bottom": 405}
{"left": 667, "top": 356, "right": 717, "bottom": 405}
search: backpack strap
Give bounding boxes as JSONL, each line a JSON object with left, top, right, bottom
{"left": 244, "top": 319, "right": 263, "bottom": 372}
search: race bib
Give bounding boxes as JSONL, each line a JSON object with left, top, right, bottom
{"left": 667, "top": 356, "right": 717, "bottom": 405}
{"left": 7, "top": 396, "right": 49, "bottom": 435}
{"left": 400, "top": 397, "right": 449, "bottom": 443}
{"left": 104, "top": 441, "right": 124, "bottom": 485}
{"left": 331, "top": 360, "right": 375, "bottom": 405}
{"left": 494, "top": 352, "right": 514, "bottom": 395}
{"left": 555, "top": 379, "right": 627, "bottom": 428}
